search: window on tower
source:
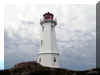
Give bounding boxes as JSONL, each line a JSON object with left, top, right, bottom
{"left": 54, "top": 57, "right": 56, "bottom": 63}
{"left": 51, "top": 25, "right": 54, "bottom": 31}
{"left": 42, "top": 26, "right": 44, "bottom": 32}
{"left": 39, "top": 58, "right": 41, "bottom": 62}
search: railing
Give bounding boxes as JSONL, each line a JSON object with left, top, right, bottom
{"left": 40, "top": 18, "right": 57, "bottom": 25}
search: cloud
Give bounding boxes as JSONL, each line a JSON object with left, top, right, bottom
{"left": 4, "top": 31, "right": 40, "bottom": 69}
{"left": 4, "top": 4, "right": 96, "bottom": 70}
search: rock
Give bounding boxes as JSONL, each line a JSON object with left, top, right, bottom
{"left": 0, "top": 61, "right": 100, "bottom": 75}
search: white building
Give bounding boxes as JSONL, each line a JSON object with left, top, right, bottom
{"left": 37, "top": 12, "right": 60, "bottom": 68}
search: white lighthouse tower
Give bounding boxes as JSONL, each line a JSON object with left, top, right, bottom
{"left": 37, "top": 12, "right": 59, "bottom": 68}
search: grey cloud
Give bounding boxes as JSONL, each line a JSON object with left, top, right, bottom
{"left": 20, "top": 20, "right": 34, "bottom": 25}
{"left": 5, "top": 30, "right": 96, "bottom": 70}
{"left": 4, "top": 31, "right": 40, "bottom": 69}
{"left": 5, "top": 4, "right": 96, "bottom": 70}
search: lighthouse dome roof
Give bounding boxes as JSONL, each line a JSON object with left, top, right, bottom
{"left": 43, "top": 12, "right": 54, "bottom": 17}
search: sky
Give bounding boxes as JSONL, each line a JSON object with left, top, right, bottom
{"left": 0, "top": 0, "right": 97, "bottom": 70}
{"left": 3, "top": 4, "right": 96, "bottom": 70}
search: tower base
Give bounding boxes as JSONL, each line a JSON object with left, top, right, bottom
{"left": 37, "top": 53, "right": 59, "bottom": 68}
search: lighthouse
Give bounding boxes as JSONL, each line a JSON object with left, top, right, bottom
{"left": 37, "top": 12, "right": 59, "bottom": 68}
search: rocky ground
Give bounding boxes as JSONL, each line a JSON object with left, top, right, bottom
{"left": 0, "top": 61, "right": 100, "bottom": 75}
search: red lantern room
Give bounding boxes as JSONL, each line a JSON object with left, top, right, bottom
{"left": 43, "top": 12, "right": 54, "bottom": 20}
{"left": 40, "top": 12, "right": 57, "bottom": 25}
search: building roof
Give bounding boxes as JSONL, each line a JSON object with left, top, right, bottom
{"left": 43, "top": 12, "right": 54, "bottom": 17}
